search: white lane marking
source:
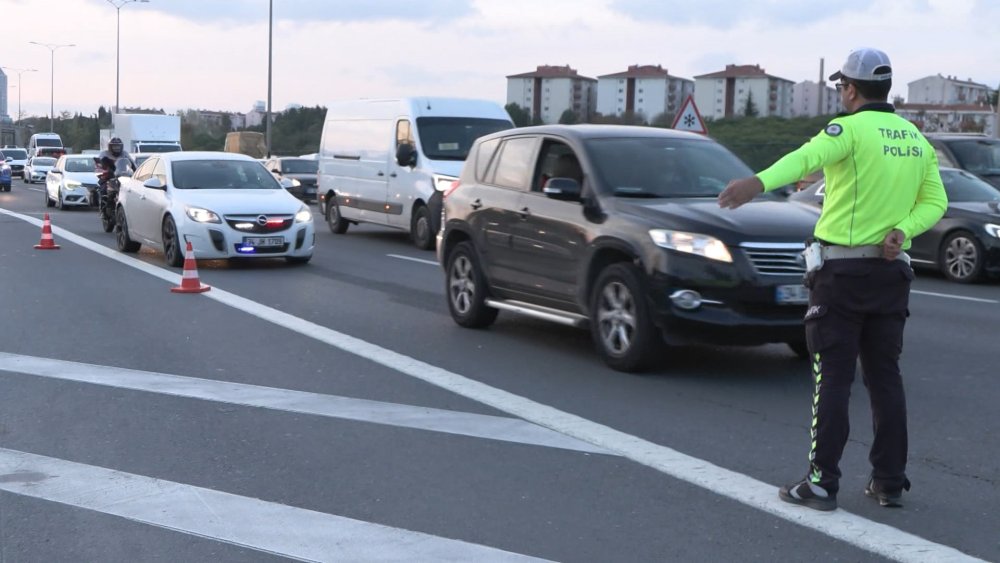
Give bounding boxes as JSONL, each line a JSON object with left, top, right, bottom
{"left": 0, "top": 448, "right": 549, "bottom": 563}
{"left": 911, "top": 290, "right": 998, "bottom": 304}
{"left": 388, "top": 253, "right": 439, "bottom": 266}
{"left": 0, "top": 352, "right": 610, "bottom": 456}
{"left": 0, "top": 207, "right": 985, "bottom": 563}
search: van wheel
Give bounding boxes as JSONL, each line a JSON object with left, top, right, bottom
{"left": 446, "top": 241, "right": 498, "bottom": 328}
{"left": 326, "top": 196, "right": 349, "bottom": 234}
{"left": 411, "top": 204, "right": 434, "bottom": 250}
{"left": 590, "top": 263, "right": 659, "bottom": 373}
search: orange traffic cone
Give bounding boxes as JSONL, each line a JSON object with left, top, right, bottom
{"left": 171, "top": 241, "right": 211, "bottom": 293}
{"left": 34, "top": 213, "right": 61, "bottom": 250}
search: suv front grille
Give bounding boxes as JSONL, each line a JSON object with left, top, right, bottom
{"left": 741, "top": 242, "right": 806, "bottom": 276}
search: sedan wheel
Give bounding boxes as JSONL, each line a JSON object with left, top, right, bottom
{"left": 940, "top": 231, "right": 984, "bottom": 283}
{"left": 44, "top": 187, "right": 54, "bottom": 207}
{"left": 591, "top": 263, "right": 659, "bottom": 373}
{"left": 56, "top": 189, "right": 64, "bottom": 210}
{"left": 162, "top": 216, "right": 185, "bottom": 268}
{"left": 446, "top": 241, "right": 498, "bottom": 328}
{"left": 115, "top": 207, "right": 141, "bottom": 253}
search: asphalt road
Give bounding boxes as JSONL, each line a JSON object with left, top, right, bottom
{"left": 1, "top": 178, "right": 997, "bottom": 562}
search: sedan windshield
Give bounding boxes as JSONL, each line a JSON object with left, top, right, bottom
{"left": 65, "top": 158, "right": 95, "bottom": 173}
{"left": 941, "top": 169, "right": 1000, "bottom": 202}
{"left": 947, "top": 139, "right": 1000, "bottom": 176}
{"left": 33, "top": 158, "right": 57, "bottom": 167}
{"left": 171, "top": 160, "right": 281, "bottom": 190}
{"left": 416, "top": 117, "right": 513, "bottom": 161}
{"left": 3, "top": 149, "right": 27, "bottom": 160}
{"left": 586, "top": 137, "right": 754, "bottom": 198}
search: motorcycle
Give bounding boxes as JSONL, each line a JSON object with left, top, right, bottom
{"left": 95, "top": 155, "right": 134, "bottom": 233}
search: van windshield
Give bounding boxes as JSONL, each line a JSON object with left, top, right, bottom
{"left": 415, "top": 117, "right": 512, "bottom": 161}
{"left": 35, "top": 138, "right": 62, "bottom": 147}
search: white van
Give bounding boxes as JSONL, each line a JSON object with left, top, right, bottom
{"left": 317, "top": 97, "right": 513, "bottom": 249}
{"left": 27, "top": 133, "right": 64, "bottom": 158}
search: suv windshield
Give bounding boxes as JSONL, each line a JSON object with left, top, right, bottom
{"left": 171, "top": 160, "right": 281, "bottom": 190}
{"left": 941, "top": 169, "right": 1000, "bottom": 202}
{"left": 586, "top": 137, "right": 754, "bottom": 198}
{"left": 416, "top": 117, "right": 512, "bottom": 161}
{"left": 280, "top": 159, "right": 318, "bottom": 174}
{"left": 947, "top": 139, "right": 1000, "bottom": 176}
{"left": 2, "top": 149, "right": 27, "bottom": 160}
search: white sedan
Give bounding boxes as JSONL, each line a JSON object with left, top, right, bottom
{"left": 45, "top": 154, "right": 100, "bottom": 209}
{"left": 24, "top": 156, "right": 56, "bottom": 184}
{"left": 115, "top": 152, "right": 315, "bottom": 267}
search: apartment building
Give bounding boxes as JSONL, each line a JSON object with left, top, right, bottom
{"left": 897, "top": 103, "right": 997, "bottom": 137}
{"left": 595, "top": 65, "right": 694, "bottom": 122}
{"left": 908, "top": 74, "right": 992, "bottom": 105}
{"left": 693, "top": 64, "right": 794, "bottom": 119}
{"left": 506, "top": 65, "right": 597, "bottom": 124}
{"left": 791, "top": 80, "right": 841, "bottom": 117}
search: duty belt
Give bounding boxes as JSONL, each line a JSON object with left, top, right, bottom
{"left": 822, "top": 244, "right": 910, "bottom": 264}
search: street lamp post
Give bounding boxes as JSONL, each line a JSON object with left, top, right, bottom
{"left": 28, "top": 42, "right": 75, "bottom": 132}
{"left": 1, "top": 67, "right": 38, "bottom": 123}
{"left": 266, "top": 0, "right": 273, "bottom": 158}
{"left": 106, "top": 0, "right": 149, "bottom": 115}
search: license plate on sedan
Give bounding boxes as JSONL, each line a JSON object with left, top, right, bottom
{"left": 242, "top": 236, "right": 284, "bottom": 247}
{"left": 776, "top": 284, "right": 809, "bottom": 305}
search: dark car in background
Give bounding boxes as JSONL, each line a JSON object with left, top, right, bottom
{"left": 264, "top": 156, "right": 318, "bottom": 202}
{"left": 437, "top": 125, "right": 821, "bottom": 372}
{"left": 926, "top": 133, "right": 1000, "bottom": 189}
{"left": 789, "top": 168, "right": 1000, "bottom": 283}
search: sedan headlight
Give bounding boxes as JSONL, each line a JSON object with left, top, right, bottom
{"left": 185, "top": 205, "right": 221, "bottom": 223}
{"left": 295, "top": 205, "right": 312, "bottom": 223}
{"left": 986, "top": 223, "right": 1000, "bottom": 239}
{"left": 649, "top": 229, "right": 733, "bottom": 263}
{"left": 433, "top": 174, "right": 458, "bottom": 192}
{"left": 65, "top": 180, "right": 82, "bottom": 189}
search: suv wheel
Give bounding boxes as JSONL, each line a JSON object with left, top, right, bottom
{"left": 446, "top": 241, "right": 498, "bottom": 328}
{"left": 940, "top": 230, "right": 983, "bottom": 283}
{"left": 591, "top": 263, "right": 659, "bottom": 372}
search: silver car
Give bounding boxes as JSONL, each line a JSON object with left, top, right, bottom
{"left": 45, "top": 154, "right": 101, "bottom": 209}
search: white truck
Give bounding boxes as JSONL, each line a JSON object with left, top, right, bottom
{"left": 100, "top": 114, "right": 182, "bottom": 154}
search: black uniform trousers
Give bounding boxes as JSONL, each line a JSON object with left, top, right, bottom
{"left": 803, "top": 256, "right": 914, "bottom": 494}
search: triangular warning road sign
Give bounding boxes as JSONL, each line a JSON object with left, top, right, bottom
{"left": 671, "top": 95, "right": 708, "bottom": 135}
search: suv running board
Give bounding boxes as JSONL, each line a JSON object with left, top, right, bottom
{"left": 484, "top": 299, "right": 589, "bottom": 328}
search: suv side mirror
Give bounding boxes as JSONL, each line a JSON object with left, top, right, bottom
{"left": 396, "top": 143, "right": 417, "bottom": 167}
{"left": 543, "top": 177, "right": 582, "bottom": 201}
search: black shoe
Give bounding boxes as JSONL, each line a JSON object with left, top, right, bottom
{"left": 779, "top": 479, "right": 837, "bottom": 511}
{"left": 864, "top": 477, "right": 910, "bottom": 508}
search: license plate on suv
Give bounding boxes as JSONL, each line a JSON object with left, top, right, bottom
{"left": 775, "top": 284, "right": 809, "bottom": 305}
{"left": 243, "top": 236, "right": 284, "bottom": 247}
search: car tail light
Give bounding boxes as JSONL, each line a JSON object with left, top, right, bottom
{"left": 443, "top": 180, "right": 461, "bottom": 198}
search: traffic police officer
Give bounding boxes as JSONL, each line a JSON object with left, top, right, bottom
{"left": 718, "top": 48, "right": 947, "bottom": 511}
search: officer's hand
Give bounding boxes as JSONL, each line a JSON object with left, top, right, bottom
{"left": 882, "top": 229, "right": 905, "bottom": 260}
{"left": 719, "top": 176, "right": 764, "bottom": 209}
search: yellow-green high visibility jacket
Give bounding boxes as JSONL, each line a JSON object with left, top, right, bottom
{"left": 756, "top": 103, "right": 947, "bottom": 248}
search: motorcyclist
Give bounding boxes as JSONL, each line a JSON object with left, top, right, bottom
{"left": 93, "top": 137, "right": 135, "bottom": 205}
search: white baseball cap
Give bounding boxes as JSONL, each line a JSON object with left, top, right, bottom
{"left": 829, "top": 48, "right": 892, "bottom": 82}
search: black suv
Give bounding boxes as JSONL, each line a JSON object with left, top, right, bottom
{"left": 437, "top": 125, "right": 821, "bottom": 372}
{"left": 925, "top": 133, "right": 1000, "bottom": 189}
{"left": 264, "top": 156, "right": 318, "bottom": 202}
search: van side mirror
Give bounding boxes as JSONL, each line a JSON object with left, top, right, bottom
{"left": 396, "top": 143, "right": 417, "bottom": 167}
{"left": 543, "top": 177, "right": 582, "bottom": 201}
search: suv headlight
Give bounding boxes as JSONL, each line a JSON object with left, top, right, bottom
{"left": 649, "top": 229, "right": 733, "bottom": 263}
{"left": 185, "top": 205, "right": 221, "bottom": 223}
{"left": 433, "top": 174, "right": 458, "bottom": 192}
{"left": 986, "top": 223, "right": 1000, "bottom": 239}
{"left": 295, "top": 205, "right": 312, "bottom": 223}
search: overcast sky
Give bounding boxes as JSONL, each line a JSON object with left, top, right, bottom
{"left": 1, "top": 0, "right": 997, "bottom": 119}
